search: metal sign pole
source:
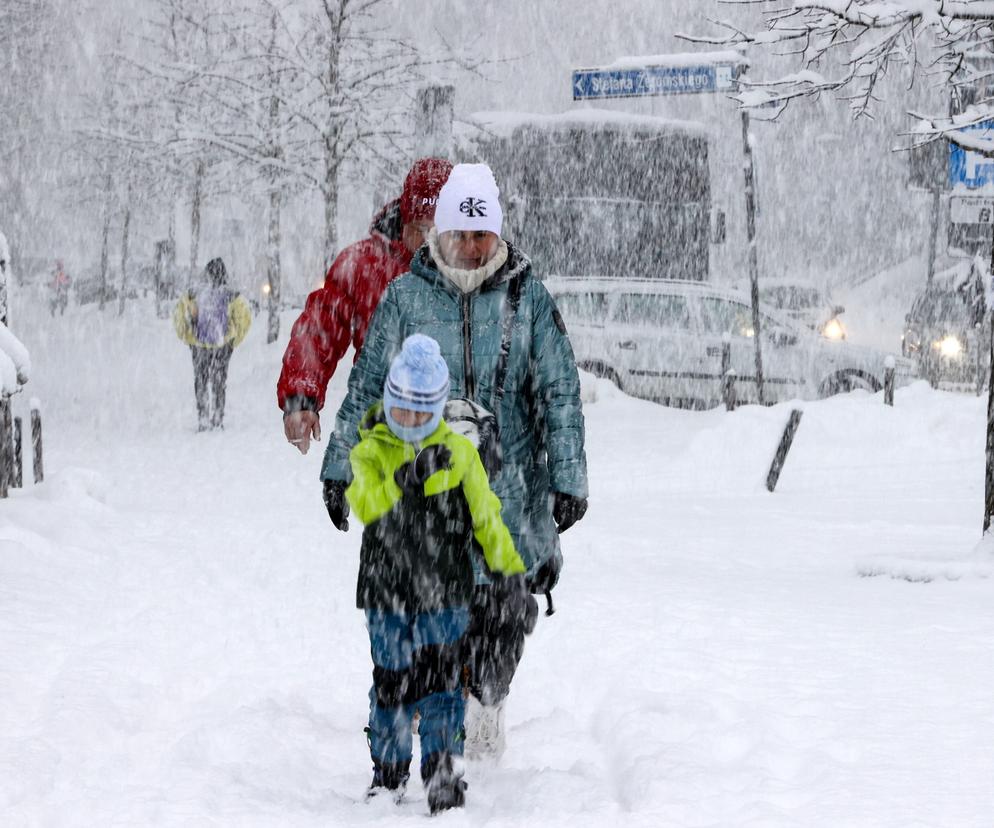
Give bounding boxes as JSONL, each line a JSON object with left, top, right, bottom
{"left": 984, "top": 219, "right": 994, "bottom": 533}
{"left": 740, "top": 103, "right": 766, "bottom": 405}
{"left": 926, "top": 187, "right": 941, "bottom": 290}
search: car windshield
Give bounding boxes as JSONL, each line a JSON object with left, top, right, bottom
{"left": 553, "top": 292, "right": 609, "bottom": 323}
{"left": 910, "top": 289, "right": 970, "bottom": 326}
{"left": 761, "top": 285, "right": 823, "bottom": 311}
{"left": 613, "top": 293, "right": 692, "bottom": 329}
{"left": 699, "top": 297, "right": 785, "bottom": 338}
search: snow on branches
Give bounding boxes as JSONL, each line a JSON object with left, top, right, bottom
{"left": 682, "top": 1, "right": 994, "bottom": 155}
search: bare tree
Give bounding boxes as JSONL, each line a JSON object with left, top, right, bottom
{"left": 165, "top": 1, "right": 307, "bottom": 342}
{"left": 683, "top": 2, "right": 994, "bottom": 153}
{"left": 262, "top": 0, "right": 479, "bottom": 269}
{"left": 144, "top": 0, "right": 479, "bottom": 338}
{"left": 0, "top": 1, "right": 80, "bottom": 256}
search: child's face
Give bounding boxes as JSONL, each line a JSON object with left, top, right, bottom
{"left": 390, "top": 407, "right": 433, "bottom": 427}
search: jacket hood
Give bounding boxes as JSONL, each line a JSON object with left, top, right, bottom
{"left": 369, "top": 199, "right": 408, "bottom": 259}
{"left": 409, "top": 238, "right": 531, "bottom": 296}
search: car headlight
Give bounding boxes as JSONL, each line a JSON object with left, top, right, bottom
{"left": 821, "top": 318, "right": 846, "bottom": 340}
{"left": 933, "top": 335, "right": 964, "bottom": 358}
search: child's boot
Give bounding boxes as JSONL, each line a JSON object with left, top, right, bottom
{"left": 365, "top": 759, "right": 410, "bottom": 803}
{"left": 422, "top": 752, "right": 466, "bottom": 815}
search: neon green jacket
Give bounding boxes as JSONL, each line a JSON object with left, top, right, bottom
{"left": 346, "top": 404, "right": 525, "bottom": 611}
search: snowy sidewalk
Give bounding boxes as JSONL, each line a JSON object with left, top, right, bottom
{"left": 2, "top": 302, "right": 993, "bottom": 826}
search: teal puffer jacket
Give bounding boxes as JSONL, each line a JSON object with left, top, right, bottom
{"left": 322, "top": 242, "right": 588, "bottom": 576}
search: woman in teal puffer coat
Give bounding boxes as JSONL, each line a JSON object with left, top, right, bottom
{"left": 321, "top": 163, "right": 588, "bottom": 757}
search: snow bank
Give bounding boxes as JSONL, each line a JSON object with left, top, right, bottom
{"left": 0, "top": 321, "right": 30, "bottom": 393}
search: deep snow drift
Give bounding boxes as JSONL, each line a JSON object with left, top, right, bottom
{"left": 2, "top": 292, "right": 993, "bottom": 826}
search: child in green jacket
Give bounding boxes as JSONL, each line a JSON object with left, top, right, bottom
{"left": 342, "top": 333, "right": 525, "bottom": 815}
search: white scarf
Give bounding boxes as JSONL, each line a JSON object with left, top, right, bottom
{"left": 428, "top": 227, "right": 509, "bottom": 295}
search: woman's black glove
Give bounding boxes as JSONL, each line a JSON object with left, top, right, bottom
{"left": 490, "top": 573, "right": 538, "bottom": 636}
{"left": 528, "top": 555, "right": 562, "bottom": 594}
{"left": 323, "top": 479, "right": 350, "bottom": 532}
{"left": 394, "top": 444, "right": 452, "bottom": 492}
{"left": 553, "top": 492, "right": 588, "bottom": 534}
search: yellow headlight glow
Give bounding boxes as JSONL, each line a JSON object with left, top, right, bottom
{"left": 822, "top": 318, "right": 846, "bottom": 340}
{"left": 935, "top": 335, "right": 963, "bottom": 358}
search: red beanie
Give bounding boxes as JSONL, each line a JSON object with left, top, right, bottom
{"left": 400, "top": 157, "right": 453, "bottom": 224}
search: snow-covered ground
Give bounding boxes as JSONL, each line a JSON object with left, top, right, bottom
{"left": 2, "top": 292, "right": 993, "bottom": 826}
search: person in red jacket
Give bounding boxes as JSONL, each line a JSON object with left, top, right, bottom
{"left": 278, "top": 157, "right": 453, "bottom": 453}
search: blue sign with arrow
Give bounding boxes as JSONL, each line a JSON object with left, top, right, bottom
{"left": 949, "top": 121, "right": 994, "bottom": 190}
{"left": 572, "top": 63, "right": 739, "bottom": 101}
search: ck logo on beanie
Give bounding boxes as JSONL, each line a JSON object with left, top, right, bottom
{"left": 435, "top": 164, "right": 503, "bottom": 235}
{"left": 459, "top": 197, "right": 487, "bottom": 218}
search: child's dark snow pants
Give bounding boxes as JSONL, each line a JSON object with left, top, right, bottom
{"left": 365, "top": 607, "right": 469, "bottom": 781}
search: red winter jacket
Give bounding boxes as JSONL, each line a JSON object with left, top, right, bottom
{"left": 277, "top": 200, "right": 411, "bottom": 412}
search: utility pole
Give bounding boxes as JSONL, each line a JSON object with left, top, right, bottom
{"left": 984, "top": 220, "right": 994, "bottom": 532}
{"left": 740, "top": 92, "right": 766, "bottom": 405}
{"left": 926, "top": 187, "right": 941, "bottom": 290}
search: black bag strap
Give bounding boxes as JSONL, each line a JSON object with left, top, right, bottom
{"left": 491, "top": 273, "right": 525, "bottom": 417}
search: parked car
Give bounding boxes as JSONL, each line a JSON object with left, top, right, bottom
{"left": 547, "top": 278, "right": 915, "bottom": 408}
{"left": 901, "top": 265, "right": 987, "bottom": 390}
{"left": 758, "top": 280, "right": 847, "bottom": 340}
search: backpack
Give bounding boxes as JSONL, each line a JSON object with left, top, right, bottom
{"left": 444, "top": 397, "right": 502, "bottom": 477}
{"left": 192, "top": 286, "right": 232, "bottom": 346}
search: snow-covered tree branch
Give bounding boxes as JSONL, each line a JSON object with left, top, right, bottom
{"left": 683, "top": 1, "right": 994, "bottom": 155}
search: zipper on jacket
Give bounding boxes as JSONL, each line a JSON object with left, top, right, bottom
{"left": 462, "top": 293, "right": 476, "bottom": 400}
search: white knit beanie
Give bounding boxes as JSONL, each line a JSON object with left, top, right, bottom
{"left": 433, "top": 163, "right": 503, "bottom": 236}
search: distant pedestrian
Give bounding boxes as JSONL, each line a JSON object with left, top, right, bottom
{"left": 173, "top": 257, "right": 251, "bottom": 431}
{"left": 51, "top": 260, "right": 71, "bottom": 316}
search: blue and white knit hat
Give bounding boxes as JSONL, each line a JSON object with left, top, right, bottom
{"left": 383, "top": 334, "right": 450, "bottom": 443}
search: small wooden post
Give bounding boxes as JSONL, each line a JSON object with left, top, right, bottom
{"left": 883, "top": 356, "right": 896, "bottom": 407}
{"left": 0, "top": 396, "right": 10, "bottom": 497}
{"left": 723, "top": 370, "right": 737, "bottom": 412}
{"left": 721, "top": 333, "right": 736, "bottom": 411}
{"left": 30, "top": 400, "right": 43, "bottom": 484}
{"left": 13, "top": 415, "right": 22, "bottom": 488}
{"left": 766, "top": 409, "right": 803, "bottom": 493}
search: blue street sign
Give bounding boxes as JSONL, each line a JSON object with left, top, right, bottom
{"left": 949, "top": 121, "right": 994, "bottom": 190}
{"left": 572, "top": 63, "right": 739, "bottom": 101}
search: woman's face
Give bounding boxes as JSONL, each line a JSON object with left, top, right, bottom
{"left": 401, "top": 219, "right": 433, "bottom": 254}
{"left": 437, "top": 230, "right": 500, "bottom": 270}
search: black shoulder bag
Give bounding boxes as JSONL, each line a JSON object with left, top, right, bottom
{"left": 444, "top": 274, "right": 524, "bottom": 480}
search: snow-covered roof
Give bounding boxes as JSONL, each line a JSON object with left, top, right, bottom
{"left": 594, "top": 50, "right": 748, "bottom": 72}
{"left": 463, "top": 109, "right": 709, "bottom": 139}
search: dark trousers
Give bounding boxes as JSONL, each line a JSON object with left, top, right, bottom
{"left": 190, "top": 344, "right": 232, "bottom": 429}
{"left": 365, "top": 608, "right": 469, "bottom": 779}
{"left": 464, "top": 582, "right": 538, "bottom": 706}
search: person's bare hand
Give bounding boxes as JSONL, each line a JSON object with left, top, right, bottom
{"left": 284, "top": 410, "right": 321, "bottom": 454}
